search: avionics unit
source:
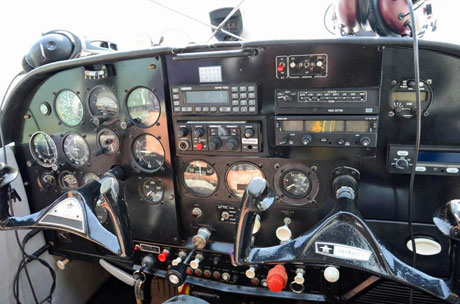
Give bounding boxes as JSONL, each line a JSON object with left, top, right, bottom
{"left": 275, "top": 116, "right": 378, "bottom": 148}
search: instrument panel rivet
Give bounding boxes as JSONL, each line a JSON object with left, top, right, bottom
{"left": 389, "top": 111, "right": 395, "bottom": 117}
{"left": 168, "top": 195, "right": 174, "bottom": 200}
{"left": 391, "top": 80, "right": 397, "bottom": 85}
{"left": 149, "top": 64, "right": 156, "bottom": 70}
{"left": 24, "top": 182, "right": 29, "bottom": 186}
{"left": 274, "top": 163, "right": 280, "bottom": 170}
{"left": 24, "top": 114, "right": 31, "bottom": 119}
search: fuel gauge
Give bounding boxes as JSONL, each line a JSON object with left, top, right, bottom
{"left": 37, "top": 171, "right": 57, "bottom": 192}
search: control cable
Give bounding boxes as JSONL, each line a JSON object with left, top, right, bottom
{"left": 0, "top": 72, "right": 56, "bottom": 303}
{"left": 405, "top": 0, "right": 421, "bottom": 303}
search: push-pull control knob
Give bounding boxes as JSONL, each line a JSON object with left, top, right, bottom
{"left": 294, "top": 268, "right": 306, "bottom": 284}
{"left": 245, "top": 266, "right": 257, "bottom": 279}
{"left": 178, "top": 127, "right": 189, "bottom": 138}
{"left": 225, "top": 137, "right": 239, "bottom": 150}
{"left": 193, "top": 128, "right": 205, "bottom": 138}
{"left": 158, "top": 249, "right": 169, "bottom": 262}
{"left": 208, "top": 137, "right": 222, "bottom": 150}
{"left": 267, "top": 265, "right": 288, "bottom": 292}
{"left": 190, "top": 254, "right": 204, "bottom": 270}
{"left": 172, "top": 251, "right": 187, "bottom": 266}
{"left": 395, "top": 159, "right": 409, "bottom": 170}
{"left": 324, "top": 266, "right": 340, "bottom": 283}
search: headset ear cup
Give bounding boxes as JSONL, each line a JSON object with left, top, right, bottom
{"left": 22, "top": 56, "right": 35, "bottom": 73}
{"left": 367, "top": 0, "right": 399, "bottom": 37}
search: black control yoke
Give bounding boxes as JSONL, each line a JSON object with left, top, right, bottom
{"left": 0, "top": 165, "right": 133, "bottom": 259}
{"left": 234, "top": 167, "right": 460, "bottom": 303}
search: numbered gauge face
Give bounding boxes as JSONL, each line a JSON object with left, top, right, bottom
{"left": 280, "top": 170, "right": 310, "bottom": 199}
{"left": 29, "top": 132, "right": 58, "bottom": 167}
{"left": 226, "top": 162, "right": 264, "bottom": 198}
{"left": 183, "top": 160, "right": 218, "bottom": 197}
{"left": 55, "top": 90, "right": 83, "bottom": 127}
{"left": 37, "top": 171, "right": 57, "bottom": 192}
{"left": 139, "top": 178, "right": 164, "bottom": 204}
{"left": 131, "top": 134, "right": 165, "bottom": 172}
{"left": 63, "top": 133, "right": 90, "bottom": 166}
{"left": 89, "top": 85, "right": 119, "bottom": 123}
{"left": 59, "top": 171, "right": 79, "bottom": 190}
{"left": 97, "top": 129, "right": 119, "bottom": 155}
{"left": 83, "top": 172, "right": 100, "bottom": 185}
{"left": 126, "top": 87, "right": 160, "bottom": 128}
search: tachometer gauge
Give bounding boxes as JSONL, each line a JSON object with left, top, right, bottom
{"left": 280, "top": 170, "right": 310, "bottom": 198}
{"left": 83, "top": 172, "right": 100, "bottom": 185}
{"left": 37, "top": 170, "right": 57, "bottom": 192}
{"left": 226, "top": 162, "right": 264, "bottom": 198}
{"left": 63, "top": 133, "right": 90, "bottom": 166}
{"left": 131, "top": 134, "right": 164, "bottom": 172}
{"left": 97, "top": 129, "right": 119, "bottom": 155}
{"left": 29, "top": 132, "right": 58, "bottom": 167}
{"left": 126, "top": 87, "right": 160, "bottom": 128}
{"left": 139, "top": 178, "right": 164, "bottom": 204}
{"left": 55, "top": 90, "right": 83, "bottom": 127}
{"left": 88, "top": 85, "right": 119, "bottom": 124}
{"left": 59, "top": 171, "right": 79, "bottom": 189}
{"left": 183, "top": 160, "right": 218, "bottom": 197}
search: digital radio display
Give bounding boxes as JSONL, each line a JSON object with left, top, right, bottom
{"left": 392, "top": 91, "right": 427, "bottom": 102}
{"left": 185, "top": 91, "right": 228, "bottom": 104}
{"left": 418, "top": 151, "right": 460, "bottom": 164}
{"left": 282, "top": 120, "right": 371, "bottom": 133}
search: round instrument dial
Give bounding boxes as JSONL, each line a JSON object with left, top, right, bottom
{"left": 29, "top": 132, "right": 58, "bottom": 167}
{"left": 55, "top": 90, "right": 83, "bottom": 127}
{"left": 131, "top": 134, "right": 164, "bottom": 172}
{"left": 63, "top": 133, "right": 90, "bottom": 166}
{"left": 139, "top": 178, "right": 164, "bottom": 204}
{"left": 126, "top": 87, "right": 160, "bottom": 128}
{"left": 89, "top": 85, "right": 119, "bottom": 124}
{"left": 183, "top": 160, "right": 218, "bottom": 197}
{"left": 37, "top": 171, "right": 57, "bottom": 192}
{"left": 59, "top": 171, "right": 79, "bottom": 190}
{"left": 280, "top": 170, "right": 310, "bottom": 198}
{"left": 97, "top": 129, "right": 119, "bottom": 155}
{"left": 226, "top": 162, "right": 264, "bottom": 198}
{"left": 83, "top": 172, "right": 100, "bottom": 185}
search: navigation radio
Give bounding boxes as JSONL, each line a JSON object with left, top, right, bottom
{"left": 171, "top": 84, "right": 258, "bottom": 115}
{"left": 275, "top": 115, "right": 378, "bottom": 147}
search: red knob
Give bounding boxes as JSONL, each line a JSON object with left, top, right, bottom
{"left": 277, "top": 63, "right": 286, "bottom": 73}
{"left": 267, "top": 265, "right": 288, "bottom": 292}
{"left": 196, "top": 143, "right": 203, "bottom": 150}
{"left": 158, "top": 249, "right": 169, "bottom": 262}
{"left": 186, "top": 267, "right": 193, "bottom": 275}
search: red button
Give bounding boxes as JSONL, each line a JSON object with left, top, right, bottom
{"left": 277, "top": 63, "right": 286, "bottom": 73}
{"left": 196, "top": 143, "right": 203, "bottom": 150}
{"left": 267, "top": 265, "right": 287, "bottom": 292}
{"left": 158, "top": 249, "right": 169, "bottom": 262}
{"left": 186, "top": 267, "right": 193, "bottom": 275}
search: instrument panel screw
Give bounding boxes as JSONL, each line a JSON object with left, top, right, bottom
{"left": 274, "top": 163, "right": 280, "bottom": 170}
{"left": 24, "top": 114, "right": 31, "bottom": 119}
{"left": 427, "top": 79, "right": 433, "bottom": 84}
{"left": 168, "top": 194, "right": 174, "bottom": 200}
{"left": 335, "top": 170, "right": 341, "bottom": 175}
{"left": 389, "top": 111, "right": 395, "bottom": 117}
{"left": 424, "top": 111, "right": 430, "bottom": 117}
{"left": 311, "top": 166, "right": 317, "bottom": 172}
{"left": 391, "top": 80, "right": 397, "bottom": 85}
{"left": 149, "top": 64, "right": 157, "bottom": 70}
{"left": 24, "top": 181, "right": 29, "bottom": 186}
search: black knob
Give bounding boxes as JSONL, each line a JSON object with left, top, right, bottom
{"left": 280, "top": 136, "right": 290, "bottom": 145}
{"left": 360, "top": 137, "right": 371, "bottom": 147}
{"left": 302, "top": 135, "right": 312, "bottom": 146}
{"left": 209, "top": 137, "right": 222, "bottom": 150}
{"left": 407, "top": 80, "right": 416, "bottom": 88}
{"left": 178, "top": 127, "right": 189, "bottom": 138}
{"left": 282, "top": 95, "right": 294, "bottom": 102}
{"left": 395, "top": 159, "right": 409, "bottom": 170}
{"left": 166, "top": 263, "right": 188, "bottom": 286}
{"left": 193, "top": 128, "right": 204, "bottom": 138}
{"left": 120, "top": 120, "right": 134, "bottom": 129}
{"left": 226, "top": 137, "right": 239, "bottom": 150}
{"left": 337, "top": 138, "right": 345, "bottom": 145}
{"left": 244, "top": 128, "right": 255, "bottom": 138}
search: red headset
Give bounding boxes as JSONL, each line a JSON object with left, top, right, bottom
{"left": 333, "top": 0, "right": 434, "bottom": 37}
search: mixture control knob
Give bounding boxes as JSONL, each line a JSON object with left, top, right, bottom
{"left": 193, "top": 128, "right": 205, "bottom": 138}
{"left": 244, "top": 128, "right": 255, "bottom": 138}
{"left": 267, "top": 265, "right": 288, "bottom": 292}
{"left": 208, "top": 137, "right": 222, "bottom": 150}
{"left": 190, "top": 254, "right": 204, "bottom": 270}
{"left": 225, "top": 137, "right": 239, "bottom": 151}
{"left": 276, "top": 224, "right": 292, "bottom": 242}
{"left": 245, "top": 266, "right": 257, "bottom": 279}
{"left": 294, "top": 269, "right": 306, "bottom": 284}
{"left": 360, "top": 137, "right": 371, "bottom": 147}
{"left": 395, "top": 158, "right": 409, "bottom": 170}
{"left": 302, "top": 135, "right": 312, "bottom": 146}
{"left": 178, "top": 127, "right": 189, "bottom": 137}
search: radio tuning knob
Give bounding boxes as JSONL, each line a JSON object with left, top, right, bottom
{"left": 360, "top": 137, "right": 371, "bottom": 147}
{"left": 282, "top": 95, "right": 294, "bottom": 102}
{"left": 226, "top": 137, "right": 239, "bottom": 150}
{"left": 193, "top": 128, "right": 205, "bottom": 138}
{"left": 244, "top": 128, "right": 255, "bottom": 138}
{"left": 208, "top": 137, "right": 222, "bottom": 150}
{"left": 302, "top": 135, "right": 312, "bottom": 146}
{"left": 178, "top": 127, "right": 188, "bottom": 137}
{"left": 395, "top": 159, "right": 409, "bottom": 170}
{"left": 280, "top": 136, "right": 290, "bottom": 145}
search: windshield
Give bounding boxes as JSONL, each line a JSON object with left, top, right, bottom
{"left": 1, "top": 0, "right": 459, "bottom": 94}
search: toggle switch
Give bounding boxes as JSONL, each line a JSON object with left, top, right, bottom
{"left": 294, "top": 268, "right": 305, "bottom": 284}
{"left": 245, "top": 266, "right": 257, "bottom": 279}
